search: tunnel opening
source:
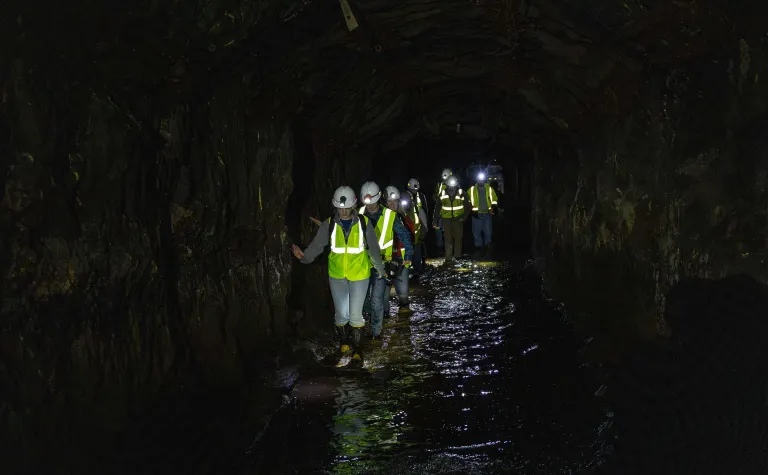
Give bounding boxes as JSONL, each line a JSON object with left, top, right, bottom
{"left": 376, "top": 135, "right": 533, "bottom": 258}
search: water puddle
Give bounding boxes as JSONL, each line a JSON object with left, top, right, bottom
{"left": 244, "top": 260, "right": 612, "bottom": 474}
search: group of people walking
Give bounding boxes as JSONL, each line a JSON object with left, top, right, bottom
{"left": 290, "top": 169, "right": 498, "bottom": 367}
{"left": 433, "top": 168, "right": 499, "bottom": 261}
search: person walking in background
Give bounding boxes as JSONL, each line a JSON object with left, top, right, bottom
{"left": 359, "top": 182, "right": 413, "bottom": 340}
{"left": 406, "top": 178, "right": 428, "bottom": 276}
{"left": 384, "top": 186, "right": 415, "bottom": 316}
{"left": 468, "top": 170, "right": 499, "bottom": 257}
{"left": 432, "top": 169, "right": 454, "bottom": 254}
{"left": 432, "top": 174, "right": 471, "bottom": 262}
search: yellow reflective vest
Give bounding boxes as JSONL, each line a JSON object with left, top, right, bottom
{"left": 408, "top": 192, "right": 424, "bottom": 237}
{"left": 359, "top": 205, "right": 396, "bottom": 261}
{"left": 327, "top": 216, "right": 371, "bottom": 281}
{"left": 439, "top": 188, "right": 466, "bottom": 219}
{"left": 468, "top": 184, "right": 498, "bottom": 212}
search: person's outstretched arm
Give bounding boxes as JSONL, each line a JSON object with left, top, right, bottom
{"left": 291, "top": 220, "right": 330, "bottom": 264}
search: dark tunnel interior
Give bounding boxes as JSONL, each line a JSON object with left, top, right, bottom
{"left": 3, "top": 0, "right": 768, "bottom": 473}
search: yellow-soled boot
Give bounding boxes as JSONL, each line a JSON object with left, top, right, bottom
{"left": 336, "top": 324, "right": 350, "bottom": 355}
{"left": 348, "top": 326, "right": 364, "bottom": 368}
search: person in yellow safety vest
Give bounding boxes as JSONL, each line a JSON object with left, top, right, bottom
{"left": 432, "top": 174, "right": 471, "bottom": 261}
{"left": 359, "top": 181, "right": 413, "bottom": 340}
{"left": 468, "top": 171, "right": 499, "bottom": 252}
{"left": 384, "top": 186, "right": 416, "bottom": 317}
{"left": 291, "top": 185, "right": 385, "bottom": 367}
{"left": 406, "top": 178, "right": 428, "bottom": 275}
{"left": 432, "top": 168, "right": 453, "bottom": 253}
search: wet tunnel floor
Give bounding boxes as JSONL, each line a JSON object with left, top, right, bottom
{"left": 243, "top": 259, "right": 611, "bottom": 474}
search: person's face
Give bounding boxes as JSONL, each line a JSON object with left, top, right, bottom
{"left": 386, "top": 199, "right": 398, "bottom": 211}
{"left": 365, "top": 202, "right": 378, "bottom": 213}
{"left": 338, "top": 207, "right": 352, "bottom": 219}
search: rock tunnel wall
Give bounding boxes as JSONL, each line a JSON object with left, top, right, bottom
{"left": 532, "top": 38, "right": 768, "bottom": 339}
{"left": 0, "top": 61, "right": 321, "bottom": 460}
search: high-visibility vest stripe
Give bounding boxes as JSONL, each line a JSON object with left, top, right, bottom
{"left": 359, "top": 205, "right": 396, "bottom": 260}
{"left": 468, "top": 184, "right": 498, "bottom": 211}
{"left": 439, "top": 189, "right": 466, "bottom": 217}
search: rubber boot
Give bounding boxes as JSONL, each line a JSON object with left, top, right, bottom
{"left": 398, "top": 300, "right": 413, "bottom": 315}
{"left": 336, "top": 324, "right": 350, "bottom": 355}
{"left": 348, "top": 326, "right": 364, "bottom": 368}
{"left": 323, "top": 324, "right": 348, "bottom": 365}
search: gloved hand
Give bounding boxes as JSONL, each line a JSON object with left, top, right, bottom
{"left": 404, "top": 260, "right": 412, "bottom": 268}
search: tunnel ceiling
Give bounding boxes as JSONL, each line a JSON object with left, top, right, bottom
{"left": 10, "top": 0, "right": 764, "bottom": 153}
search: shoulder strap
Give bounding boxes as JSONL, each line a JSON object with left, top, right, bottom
{"left": 359, "top": 214, "right": 369, "bottom": 248}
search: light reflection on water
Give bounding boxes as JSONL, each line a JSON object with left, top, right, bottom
{"left": 251, "top": 260, "right": 611, "bottom": 474}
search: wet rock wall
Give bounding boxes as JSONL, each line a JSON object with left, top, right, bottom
{"left": 532, "top": 37, "right": 768, "bottom": 339}
{"left": 0, "top": 61, "right": 303, "bottom": 466}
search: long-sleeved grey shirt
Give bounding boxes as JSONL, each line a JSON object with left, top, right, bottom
{"left": 433, "top": 186, "right": 472, "bottom": 226}
{"left": 299, "top": 210, "right": 385, "bottom": 277}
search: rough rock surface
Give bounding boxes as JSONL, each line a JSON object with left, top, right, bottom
{"left": 605, "top": 274, "right": 768, "bottom": 473}
{"left": 532, "top": 30, "right": 768, "bottom": 338}
{"left": 2, "top": 0, "right": 768, "bottom": 470}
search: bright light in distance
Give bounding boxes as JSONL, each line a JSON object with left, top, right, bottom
{"left": 448, "top": 177, "right": 457, "bottom": 186}
{"left": 478, "top": 173, "right": 486, "bottom": 180}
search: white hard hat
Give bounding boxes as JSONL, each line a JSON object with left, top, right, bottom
{"left": 385, "top": 186, "right": 400, "bottom": 201}
{"left": 407, "top": 178, "right": 420, "bottom": 190}
{"left": 441, "top": 168, "right": 453, "bottom": 180}
{"left": 360, "top": 181, "right": 381, "bottom": 204}
{"left": 331, "top": 186, "right": 357, "bottom": 209}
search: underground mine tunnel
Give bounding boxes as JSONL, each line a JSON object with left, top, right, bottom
{"left": 3, "top": 0, "right": 768, "bottom": 474}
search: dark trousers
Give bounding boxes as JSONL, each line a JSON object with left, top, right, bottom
{"left": 435, "top": 217, "right": 444, "bottom": 250}
{"left": 443, "top": 217, "right": 465, "bottom": 259}
{"left": 472, "top": 213, "right": 493, "bottom": 248}
{"left": 412, "top": 242, "right": 424, "bottom": 274}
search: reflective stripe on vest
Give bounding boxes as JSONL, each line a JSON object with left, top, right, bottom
{"left": 328, "top": 217, "right": 371, "bottom": 281}
{"left": 359, "top": 205, "right": 395, "bottom": 260}
{"left": 439, "top": 188, "right": 465, "bottom": 214}
{"left": 469, "top": 184, "right": 498, "bottom": 211}
{"left": 410, "top": 192, "right": 422, "bottom": 229}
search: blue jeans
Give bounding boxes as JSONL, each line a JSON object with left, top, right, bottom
{"left": 385, "top": 265, "right": 410, "bottom": 315}
{"left": 435, "top": 217, "right": 443, "bottom": 249}
{"left": 472, "top": 213, "right": 493, "bottom": 248}
{"left": 368, "top": 269, "right": 388, "bottom": 337}
{"left": 328, "top": 277, "right": 369, "bottom": 328}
